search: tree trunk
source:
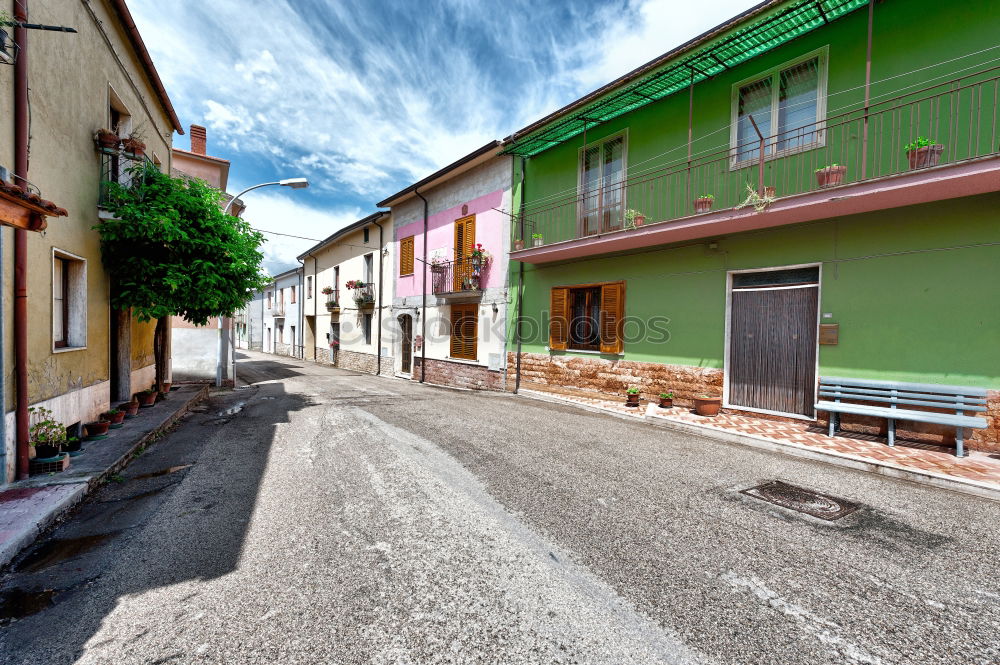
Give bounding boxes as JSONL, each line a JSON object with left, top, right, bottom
{"left": 153, "top": 317, "right": 169, "bottom": 392}
{"left": 111, "top": 307, "right": 132, "bottom": 402}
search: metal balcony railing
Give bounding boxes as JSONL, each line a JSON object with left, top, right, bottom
{"left": 269, "top": 304, "right": 286, "bottom": 317}
{"left": 98, "top": 149, "right": 148, "bottom": 208}
{"left": 431, "top": 257, "right": 489, "bottom": 295}
{"left": 349, "top": 282, "right": 375, "bottom": 308}
{"left": 323, "top": 289, "right": 341, "bottom": 310}
{"left": 514, "top": 67, "right": 1000, "bottom": 248}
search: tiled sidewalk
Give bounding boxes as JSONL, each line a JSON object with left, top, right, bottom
{"left": 523, "top": 389, "right": 1000, "bottom": 495}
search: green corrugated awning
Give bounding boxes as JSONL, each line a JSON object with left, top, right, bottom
{"left": 503, "top": 0, "right": 870, "bottom": 157}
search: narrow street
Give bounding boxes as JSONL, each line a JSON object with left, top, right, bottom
{"left": 1, "top": 351, "right": 997, "bottom": 665}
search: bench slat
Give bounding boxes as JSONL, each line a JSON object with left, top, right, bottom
{"left": 815, "top": 401, "right": 988, "bottom": 428}
{"left": 816, "top": 384, "right": 986, "bottom": 405}
{"left": 818, "top": 390, "right": 987, "bottom": 412}
{"left": 819, "top": 376, "right": 988, "bottom": 397}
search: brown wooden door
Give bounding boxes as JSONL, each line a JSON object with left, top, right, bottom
{"left": 728, "top": 269, "right": 819, "bottom": 417}
{"left": 400, "top": 315, "right": 413, "bottom": 374}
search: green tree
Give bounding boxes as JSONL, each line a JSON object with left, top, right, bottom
{"left": 96, "top": 162, "right": 270, "bottom": 390}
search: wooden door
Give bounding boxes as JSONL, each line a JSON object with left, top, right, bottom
{"left": 454, "top": 215, "right": 475, "bottom": 291}
{"left": 400, "top": 315, "right": 413, "bottom": 374}
{"left": 728, "top": 268, "right": 819, "bottom": 416}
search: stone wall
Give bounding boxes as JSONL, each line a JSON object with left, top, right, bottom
{"left": 414, "top": 358, "right": 505, "bottom": 391}
{"left": 333, "top": 349, "right": 393, "bottom": 376}
{"left": 507, "top": 352, "right": 999, "bottom": 452}
{"left": 274, "top": 343, "right": 293, "bottom": 357}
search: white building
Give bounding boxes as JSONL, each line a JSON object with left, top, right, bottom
{"left": 263, "top": 268, "right": 303, "bottom": 357}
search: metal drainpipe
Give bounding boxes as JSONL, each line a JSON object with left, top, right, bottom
{"left": 14, "top": 0, "right": 30, "bottom": 480}
{"left": 414, "top": 190, "right": 428, "bottom": 383}
{"left": 513, "top": 156, "right": 526, "bottom": 394}
{"left": 312, "top": 254, "right": 317, "bottom": 359}
{"left": 297, "top": 264, "right": 304, "bottom": 359}
{"left": 373, "top": 216, "right": 385, "bottom": 376}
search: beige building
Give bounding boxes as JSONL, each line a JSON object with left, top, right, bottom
{"left": 297, "top": 212, "right": 393, "bottom": 375}
{"left": 0, "top": 0, "right": 182, "bottom": 482}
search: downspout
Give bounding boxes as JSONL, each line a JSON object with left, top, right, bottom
{"left": 414, "top": 190, "right": 428, "bottom": 383}
{"left": 513, "top": 156, "right": 526, "bottom": 394}
{"left": 373, "top": 216, "right": 384, "bottom": 375}
{"left": 312, "top": 254, "right": 317, "bottom": 359}
{"left": 298, "top": 266, "right": 304, "bottom": 359}
{"left": 14, "top": 0, "right": 30, "bottom": 480}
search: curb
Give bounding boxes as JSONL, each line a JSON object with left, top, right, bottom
{"left": 517, "top": 389, "right": 1000, "bottom": 503}
{"left": 0, "top": 385, "right": 209, "bottom": 572}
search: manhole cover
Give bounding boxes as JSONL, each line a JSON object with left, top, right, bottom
{"left": 741, "top": 480, "right": 860, "bottom": 521}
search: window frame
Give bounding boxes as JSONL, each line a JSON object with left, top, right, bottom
{"left": 576, "top": 130, "right": 628, "bottom": 236}
{"left": 449, "top": 303, "right": 478, "bottom": 361}
{"left": 290, "top": 285, "right": 296, "bottom": 304}
{"left": 549, "top": 281, "right": 625, "bottom": 355}
{"left": 307, "top": 275, "right": 313, "bottom": 299}
{"left": 729, "top": 46, "right": 829, "bottom": 169}
{"left": 362, "top": 312, "right": 373, "bottom": 345}
{"left": 400, "top": 235, "right": 415, "bottom": 276}
{"left": 51, "top": 249, "right": 87, "bottom": 353}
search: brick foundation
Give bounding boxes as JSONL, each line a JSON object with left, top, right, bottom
{"left": 507, "top": 352, "right": 999, "bottom": 452}
{"left": 415, "top": 357, "right": 505, "bottom": 391}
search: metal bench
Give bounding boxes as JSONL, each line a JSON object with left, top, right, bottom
{"left": 815, "top": 377, "right": 988, "bottom": 457}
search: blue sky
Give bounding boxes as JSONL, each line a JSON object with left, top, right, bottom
{"left": 131, "top": 0, "right": 755, "bottom": 274}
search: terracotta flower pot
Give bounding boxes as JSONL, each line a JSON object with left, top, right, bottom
{"left": 815, "top": 165, "right": 847, "bottom": 188}
{"left": 85, "top": 420, "right": 110, "bottom": 437}
{"left": 762, "top": 186, "right": 776, "bottom": 198}
{"left": 626, "top": 393, "right": 640, "bottom": 407}
{"left": 96, "top": 131, "right": 120, "bottom": 150}
{"left": 906, "top": 144, "right": 943, "bottom": 169}
{"left": 693, "top": 397, "right": 722, "bottom": 417}
{"left": 122, "top": 138, "right": 145, "bottom": 158}
{"left": 659, "top": 397, "right": 673, "bottom": 409}
{"left": 120, "top": 402, "right": 139, "bottom": 418}
{"left": 103, "top": 411, "right": 125, "bottom": 425}
{"left": 513, "top": 239, "right": 525, "bottom": 251}
{"left": 137, "top": 391, "right": 157, "bottom": 408}
{"left": 633, "top": 214, "right": 645, "bottom": 226}
{"left": 161, "top": 382, "right": 172, "bottom": 393}
{"left": 694, "top": 197, "right": 714, "bottom": 214}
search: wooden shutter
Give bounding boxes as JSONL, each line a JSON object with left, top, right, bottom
{"left": 599, "top": 282, "right": 625, "bottom": 354}
{"left": 400, "top": 236, "right": 414, "bottom": 275}
{"left": 454, "top": 216, "right": 475, "bottom": 259}
{"left": 450, "top": 303, "right": 478, "bottom": 360}
{"left": 549, "top": 287, "right": 569, "bottom": 350}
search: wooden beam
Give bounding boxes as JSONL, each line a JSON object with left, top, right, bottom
{"left": 0, "top": 197, "right": 47, "bottom": 231}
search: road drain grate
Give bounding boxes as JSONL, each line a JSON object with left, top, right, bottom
{"left": 741, "top": 480, "right": 860, "bottom": 521}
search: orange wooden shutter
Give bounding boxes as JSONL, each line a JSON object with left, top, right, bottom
{"left": 400, "top": 236, "right": 414, "bottom": 275}
{"left": 549, "top": 287, "right": 569, "bottom": 350}
{"left": 599, "top": 282, "right": 625, "bottom": 354}
{"left": 450, "top": 303, "right": 478, "bottom": 360}
{"left": 454, "top": 216, "right": 475, "bottom": 258}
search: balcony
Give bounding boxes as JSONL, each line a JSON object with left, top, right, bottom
{"left": 513, "top": 67, "right": 1000, "bottom": 264}
{"left": 98, "top": 149, "right": 148, "bottom": 209}
{"left": 269, "top": 304, "right": 285, "bottom": 317}
{"left": 348, "top": 282, "right": 375, "bottom": 308}
{"left": 431, "top": 258, "right": 489, "bottom": 296}
{"left": 323, "top": 289, "right": 341, "bottom": 313}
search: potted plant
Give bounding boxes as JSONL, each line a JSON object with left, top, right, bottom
{"left": 531, "top": 233, "right": 544, "bottom": 248}
{"left": 84, "top": 419, "right": 110, "bottom": 439}
{"left": 122, "top": 129, "right": 146, "bottom": 158}
{"left": 693, "top": 395, "right": 722, "bottom": 417}
{"left": 904, "top": 137, "right": 944, "bottom": 169}
{"left": 658, "top": 391, "right": 674, "bottom": 408}
{"left": 102, "top": 408, "right": 126, "bottom": 428}
{"left": 513, "top": 238, "right": 525, "bottom": 251}
{"left": 65, "top": 436, "right": 83, "bottom": 457}
{"left": 95, "top": 128, "right": 120, "bottom": 151}
{"left": 136, "top": 388, "right": 157, "bottom": 408}
{"left": 624, "top": 209, "right": 645, "bottom": 229}
{"left": 469, "top": 243, "right": 491, "bottom": 267}
{"left": 161, "top": 381, "right": 172, "bottom": 393}
{"left": 119, "top": 401, "right": 140, "bottom": 418}
{"left": 815, "top": 164, "right": 847, "bottom": 188}
{"left": 28, "top": 407, "right": 67, "bottom": 459}
{"left": 694, "top": 194, "right": 714, "bottom": 214}
{"left": 625, "top": 386, "right": 641, "bottom": 407}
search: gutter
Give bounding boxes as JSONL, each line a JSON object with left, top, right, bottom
{"left": 373, "top": 217, "right": 385, "bottom": 375}
{"left": 377, "top": 141, "right": 503, "bottom": 208}
{"left": 13, "top": 1, "right": 29, "bottom": 480}
{"left": 414, "top": 189, "right": 429, "bottom": 383}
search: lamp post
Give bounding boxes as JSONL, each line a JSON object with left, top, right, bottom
{"left": 218, "top": 178, "right": 310, "bottom": 387}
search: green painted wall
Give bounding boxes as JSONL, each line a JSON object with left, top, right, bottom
{"left": 510, "top": 194, "right": 1000, "bottom": 388}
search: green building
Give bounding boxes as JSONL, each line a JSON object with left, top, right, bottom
{"left": 504, "top": 0, "right": 999, "bottom": 451}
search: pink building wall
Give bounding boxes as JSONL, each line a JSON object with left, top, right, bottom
{"left": 395, "top": 188, "right": 506, "bottom": 298}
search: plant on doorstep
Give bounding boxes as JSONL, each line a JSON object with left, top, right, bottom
{"left": 626, "top": 386, "right": 641, "bottom": 407}
{"left": 102, "top": 408, "right": 126, "bottom": 428}
{"left": 659, "top": 391, "right": 674, "bottom": 408}
{"left": 904, "top": 136, "right": 944, "bottom": 169}
{"left": 28, "top": 407, "right": 68, "bottom": 459}
{"left": 136, "top": 389, "right": 158, "bottom": 408}
{"left": 119, "top": 401, "right": 140, "bottom": 418}
{"left": 694, "top": 194, "right": 715, "bottom": 214}
{"left": 96, "top": 162, "right": 269, "bottom": 394}
{"left": 84, "top": 420, "right": 110, "bottom": 440}
{"left": 815, "top": 164, "right": 847, "bottom": 188}
{"left": 693, "top": 395, "right": 722, "bottom": 417}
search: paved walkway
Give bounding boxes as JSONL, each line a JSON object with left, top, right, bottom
{"left": 522, "top": 390, "right": 1000, "bottom": 496}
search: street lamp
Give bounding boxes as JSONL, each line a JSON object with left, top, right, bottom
{"left": 223, "top": 177, "right": 310, "bottom": 215}
{"left": 219, "top": 177, "right": 309, "bottom": 387}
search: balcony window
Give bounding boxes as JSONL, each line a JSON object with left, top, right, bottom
{"left": 579, "top": 133, "right": 626, "bottom": 236}
{"left": 732, "top": 48, "right": 827, "bottom": 165}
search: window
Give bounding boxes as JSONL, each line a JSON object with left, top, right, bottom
{"left": 334, "top": 266, "right": 340, "bottom": 293}
{"left": 549, "top": 282, "right": 624, "bottom": 354}
{"left": 449, "top": 303, "right": 478, "bottom": 361}
{"left": 362, "top": 313, "right": 372, "bottom": 345}
{"left": 267, "top": 291, "right": 272, "bottom": 308}
{"left": 290, "top": 285, "right": 296, "bottom": 304}
{"left": 307, "top": 276, "right": 313, "bottom": 299}
{"left": 731, "top": 48, "right": 828, "bottom": 164}
{"left": 364, "top": 254, "right": 373, "bottom": 283}
{"left": 363, "top": 227, "right": 370, "bottom": 243}
{"left": 400, "top": 236, "right": 415, "bottom": 276}
{"left": 579, "top": 133, "right": 626, "bottom": 236}
{"left": 290, "top": 325, "right": 296, "bottom": 347}
{"left": 52, "top": 251, "right": 87, "bottom": 351}
{"left": 277, "top": 323, "right": 284, "bottom": 343}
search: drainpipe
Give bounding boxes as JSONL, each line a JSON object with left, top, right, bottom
{"left": 414, "top": 190, "right": 428, "bottom": 383}
{"left": 14, "top": 0, "right": 30, "bottom": 480}
{"left": 298, "top": 266, "right": 304, "bottom": 359}
{"left": 312, "top": 254, "right": 317, "bottom": 359}
{"left": 373, "top": 215, "right": 385, "bottom": 375}
{"left": 513, "top": 156, "right": 526, "bottom": 394}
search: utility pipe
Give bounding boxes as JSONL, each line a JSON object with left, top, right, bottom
{"left": 414, "top": 190, "right": 428, "bottom": 383}
{"left": 860, "top": 0, "right": 875, "bottom": 180}
{"left": 372, "top": 216, "right": 385, "bottom": 375}
{"left": 14, "top": 0, "right": 30, "bottom": 480}
{"left": 513, "top": 157, "right": 526, "bottom": 394}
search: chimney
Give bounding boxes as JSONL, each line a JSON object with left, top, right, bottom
{"left": 190, "top": 125, "right": 207, "bottom": 155}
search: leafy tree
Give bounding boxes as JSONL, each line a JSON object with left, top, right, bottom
{"left": 96, "top": 162, "right": 270, "bottom": 389}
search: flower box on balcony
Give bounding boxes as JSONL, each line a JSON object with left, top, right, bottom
{"left": 326, "top": 301, "right": 340, "bottom": 314}
{"left": 906, "top": 143, "right": 944, "bottom": 170}
{"left": 815, "top": 164, "right": 847, "bottom": 188}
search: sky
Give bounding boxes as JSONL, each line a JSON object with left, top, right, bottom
{"left": 130, "top": 0, "right": 757, "bottom": 275}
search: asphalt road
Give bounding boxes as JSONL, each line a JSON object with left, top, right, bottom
{"left": 1, "top": 351, "right": 998, "bottom": 664}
